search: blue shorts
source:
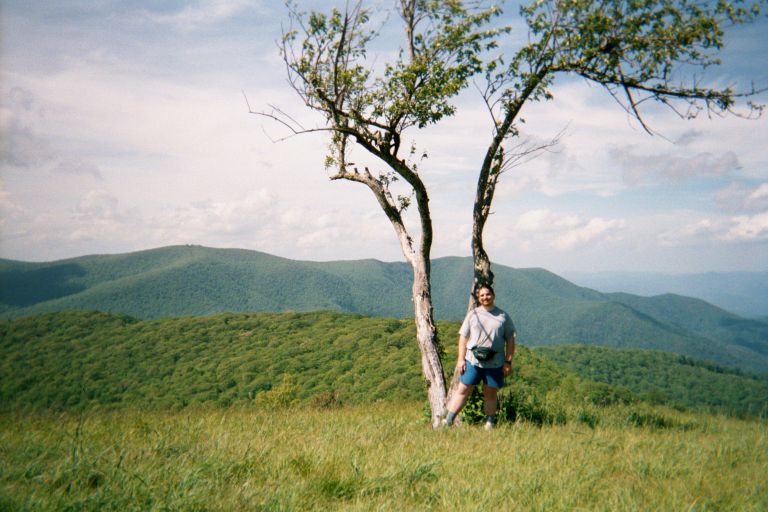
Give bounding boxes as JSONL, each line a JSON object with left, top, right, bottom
{"left": 459, "top": 360, "right": 505, "bottom": 389}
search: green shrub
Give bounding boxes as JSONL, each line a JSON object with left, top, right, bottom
{"left": 254, "top": 374, "right": 298, "bottom": 409}
{"left": 311, "top": 390, "right": 343, "bottom": 409}
{"left": 460, "top": 385, "right": 567, "bottom": 426}
{"left": 459, "top": 386, "right": 486, "bottom": 424}
{"left": 500, "top": 386, "right": 567, "bottom": 426}
{"left": 577, "top": 409, "right": 599, "bottom": 429}
{"left": 626, "top": 410, "right": 675, "bottom": 430}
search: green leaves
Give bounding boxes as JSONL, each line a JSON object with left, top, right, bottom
{"left": 282, "top": 0, "right": 504, "bottom": 154}
{"left": 511, "top": 0, "right": 764, "bottom": 123}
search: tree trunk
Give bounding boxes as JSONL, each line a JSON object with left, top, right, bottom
{"left": 444, "top": 214, "right": 496, "bottom": 417}
{"left": 334, "top": 165, "right": 447, "bottom": 427}
{"left": 409, "top": 256, "right": 446, "bottom": 428}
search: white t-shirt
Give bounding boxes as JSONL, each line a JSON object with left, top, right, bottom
{"left": 459, "top": 306, "right": 516, "bottom": 368}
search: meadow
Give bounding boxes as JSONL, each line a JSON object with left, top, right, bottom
{"left": 2, "top": 310, "right": 767, "bottom": 510}
{"left": 2, "top": 402, "right": 766, "bottom": 511}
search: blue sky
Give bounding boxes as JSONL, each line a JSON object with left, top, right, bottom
{"left": 1, "top": 0, "right": 767, "bottom": 273}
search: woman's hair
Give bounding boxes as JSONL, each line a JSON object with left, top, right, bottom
{"left": 475, "top": 283, "right": 495, "bottom": 296}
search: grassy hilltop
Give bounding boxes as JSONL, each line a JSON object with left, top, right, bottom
{"left": 2, "top": 310, "right": 768, "bottom": 510}
{"left": 2, "top": 404, "right": 767, "bottom": 511}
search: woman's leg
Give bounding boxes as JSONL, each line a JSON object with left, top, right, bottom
{"left": 447, "top": 381, "right": 474, "bottom": 414}
{"left": 483, "top": 384, "right": 499, "bottom": 416}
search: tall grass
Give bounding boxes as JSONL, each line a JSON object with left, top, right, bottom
{"left": 1, "top": 403, "right": 766, "bottom": 511}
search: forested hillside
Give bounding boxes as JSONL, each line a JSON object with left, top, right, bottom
{"left": 536, "top": 345, "right": 768, "bottom": 417}
{"left": 2, "top": 310, "right": 766, "bottom": 417}
{"left": 2, "top": 245, "right": 767, "bottom": 373}
{"left": 1, "top": 310, "right": 621, "bottom": 413}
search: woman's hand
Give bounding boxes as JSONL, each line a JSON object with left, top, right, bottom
{"left": 502, "top": 361, "right": 512, "bottom": 376}
{"left": 456, "top": 360, "right": 466, "bottom": 375}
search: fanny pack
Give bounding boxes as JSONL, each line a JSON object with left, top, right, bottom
{"left": 469, "top": 309, "right": 497, "bottom": 362}
{"left": 471, "top": 346, "right": 497, "bottom": 361}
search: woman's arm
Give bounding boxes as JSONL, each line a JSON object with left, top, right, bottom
{"left": 456, "top": 335, "right": 469, "bottom": 374}
{"left": 503, "top": 331, "right": 516, "bottom": 376}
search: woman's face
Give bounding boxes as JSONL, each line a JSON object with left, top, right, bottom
{"left": 477, "top": 287, "right": 495, "bottom": 308}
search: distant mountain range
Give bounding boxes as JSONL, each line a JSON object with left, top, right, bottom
{"left": 563, "top": 270, "right": 768, "bottom": 319}
{"left": 2, "top": 245, "right": 767, "bottom": 373}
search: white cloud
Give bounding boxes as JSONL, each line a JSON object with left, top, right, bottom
{"left": 724, "top": 212, "right": 768, "bottom": 242}
{"left": 515, "top": 209, "right": 580, "bottom": 231}
{"left": 609, "top": 145, "right": 741, "bottom": 185}
{"left": 0, "top": 180, "right": 12, "bottom": 210}
{"left": 0, "top": 180, "right": 21, "bottom": 237}
{"left": 675, "top": 129, "right": 704, "bottom": 147}
{"left": 504, "top": 208, "right": 625, "bottom": 251}
{"left": 1, "top": 85, "right": 103, "bottom": 178}
{"left": 658, "top": 217, "right": 721, "bottom": 247}
{"left": 141, "top": 0, "right": 258, "bottom": 32}
{"left": 155, "top": 189, "right": 276, "bottom": 241}
{"left": 553, "top": 217, "right": 626, "bottom": 250}
{"left": 716, "top": 182, "right": 768, "bottom": 212}
{"left": 657, "top": 210, "right": 768, "bottom": 247}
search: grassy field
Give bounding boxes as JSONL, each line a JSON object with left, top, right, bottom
{"left": 2, "top": 402, "right": 766, "bottom": 511}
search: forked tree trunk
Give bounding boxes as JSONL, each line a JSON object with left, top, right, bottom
{"left": 340, "top": 165, "right": 447, "bottom": 428}
{"left": 445, "top": 202, "right": 496, "bottom": 413}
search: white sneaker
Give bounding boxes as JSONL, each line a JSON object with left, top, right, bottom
{"left": 484, "top": 421, "right": 495, "bottom": 431}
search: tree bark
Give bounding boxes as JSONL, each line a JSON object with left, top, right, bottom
{"left": 444, "top": 204, "right": 495, "bottom": 418}
{"left": 411, "top": 256, "right": 446, "bottom": 429}
{"left": 330, "top": 165, "right": 446, "bottom": 428}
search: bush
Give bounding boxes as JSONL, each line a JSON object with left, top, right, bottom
{"left": 312, "top": 390, "right": 343, "bottom": 409}
{"left": 459, "top": 386, "right": 486, "bottom": 424}
{"left": 577, "top": 409, "right": 599, "bottom": 429}
{"left": 254, "top": 374, "right": 298, "bottom": 409}
{"left": 500, "top": 386, "right": 566, "bottom": 426}
{"left": 625, "top": 410, "right": 675, "bottom": 430}
{"left": 460, "top": 385, "right": 567, "bottom": 427}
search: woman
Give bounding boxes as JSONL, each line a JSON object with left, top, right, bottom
{"left": 443, "top": 284, "right": 516, "bottom": 430}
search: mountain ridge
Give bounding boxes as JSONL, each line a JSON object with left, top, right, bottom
{"left": 563, "top": 270, "right": 768, "bottom": 318}
{"left": 2, "top": 244, "right": 767, "bottom": 373}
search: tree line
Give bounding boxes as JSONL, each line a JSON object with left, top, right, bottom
{"left": 3, "top": 310, "right": 766, "bottom": 418}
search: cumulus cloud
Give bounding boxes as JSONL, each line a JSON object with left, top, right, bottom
{"left": 609, "top": 145, "right": 742, "bottom": 185}
{"left": 0, "top": 86, "right": 102, "bottom": 178}
{"left": 658, "top": 210, "right": 768, "bottom": 247}
{"left": 658, "top": 218, "right": 722, "bottom": 247}
{"left": 723, "top": 212, "right": 768, "bottom": 242}
{"left": 716, "top": 182, "right": 768, "bottom": 213}
{"left": 0, "top": 180, "right": 12, "bottom": 209}
{"left": 141, "top": 0, "right": 257, "bottom": 32}
{"left": 553, "top": 217, "right": 626, "bottom": 250}
{"left": 156, "top": 189, "right": 276, "bottom": 241}
{"left": 0, "top": 180, "right": 21, "bottom": 236}
{"left": 675, "top": 129, "right": 704, "bottom": 147}
{"left": 515, "top": 209, "right": 579, "bottom": 231}
{"left": 509, "top": 209, "right": 625, "bottom": 251}
{"left": 1, "top": 87, "right": 55, "bottom": 167}
{"left": 69, "top": 190, "right": 142, "bottom": 243}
